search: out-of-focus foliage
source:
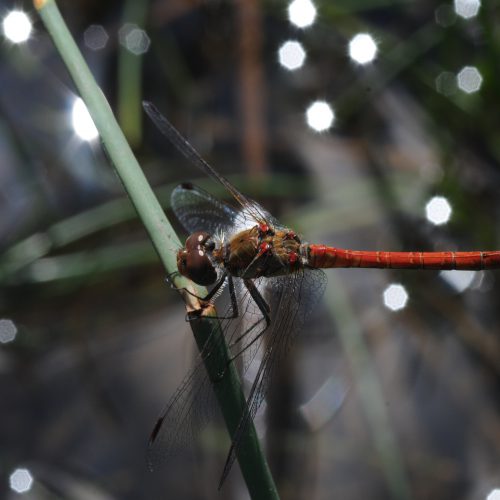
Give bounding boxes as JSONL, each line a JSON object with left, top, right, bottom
{"left": 1, "top": 1, "right": 500, "bottom": 499}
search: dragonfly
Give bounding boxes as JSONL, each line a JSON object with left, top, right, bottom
{"left": 143, "top": 102, "right": 500, "bottom": 487}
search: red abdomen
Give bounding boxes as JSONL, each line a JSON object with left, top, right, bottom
{"left": 307, "top": 245, "right": 500, "bottom": 270}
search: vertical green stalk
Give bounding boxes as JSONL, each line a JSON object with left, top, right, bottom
{"left": 117, "top": 0, "right": 148, "bottom": 146}
{"left": 326, "top": 278, "right": 411, "bottom": 500}
{"left": 33, "top": 1, "right": 278, "bottom": 498}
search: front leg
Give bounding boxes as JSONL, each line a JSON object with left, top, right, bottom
{"left": 186, "top": 273, "right": 239, "bottom": 321}
{"left": 226, "top": 279, "right": 271, "bottom": 362}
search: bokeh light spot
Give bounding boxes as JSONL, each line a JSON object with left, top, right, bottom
{"left": 435, "top": 71, "right": 457, "bottom": 96}
{"left": 306, "top": 101, "right": 335, "bottom": 132}
{"left": 383, "top": 284, "right": 409, "bottom": 311}
{"left": 84, "top": 24, "right": 109, "bottom": 51}
{"left": 278, "top": 40, "right": 306, "bottom": 71}
{"left": 126, "top": 28, "right": 150, "bottom": 55}
{"left": 119, "top": 23, "right": 150, "bottom": 55}
{"left": 348, "top": 33, "right": 378, "bottom": 64}
{"left": 487, "top": 489, "right": 500, "bottom": 500}
{"left": 9, "top": 468, "right": 33, "bottom": 494}
{"left": 425, "top": 196, "right": 452, "bottom": 225}
{"left": 457, "top": 66, "right": 483, "bottom": 94}
{"left": 454, "top": 0, "right": 481, "bottom": 19}
{"left": 440, "top": 270, "right": 476, "bottom": 292}
{"left": 2, "top": 10, "right": 32, "bottom": 44}
{"left": 288, "top": 0, "right": 317, "bottom": 29}
{"left": 0, "top": 319, "right": 17, "bottom": 344}
{"left": 72, "top": 97, "right": 99, "bottom": 141}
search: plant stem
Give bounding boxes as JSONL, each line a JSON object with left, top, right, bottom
{"left": 33, "top": 1, "right": 278, "bottom": 498}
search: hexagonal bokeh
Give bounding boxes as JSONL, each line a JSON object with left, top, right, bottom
{"left": 457, "top": 66, "right": 483, "bottom": 93}
{"left": 383, "top": 284, "right": 409, "bottom": 311}
{"left": 119, "top": 23, "right": 150, "bottom": 55}
{"left": 84, "top": 24, "right": 109, "bottom": 51}
{"left": 287, "top": 0, "right": 317, "bottom": 29}
{"left": 305, "top": 100, "right": 335, "bottom": 132}
{"left": 278, "top": 40, "right": 306, "bottom": 71}
{"left": 0, "top": 318, "right": 17, "bottom": 343}
{"left": 425, "top": 196, "right": 452, "bottom": 225}
{"left": 9, "top": 468, "right": 33, "bottom": 493}
{"left": 454, "top": 0, "right": 481, "bottom": 19}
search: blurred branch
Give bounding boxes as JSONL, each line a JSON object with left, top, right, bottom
{"left": 326, "top": 277, "right": 411, "bottom": 500}
{"left": 237, "top": 0, "right": 267, "bottom": 176}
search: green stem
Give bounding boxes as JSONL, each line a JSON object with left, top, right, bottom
{"left": 33, "top": 1, "right": 278, "bottom": 498}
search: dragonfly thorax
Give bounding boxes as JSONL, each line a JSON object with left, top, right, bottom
{"left": 177, "top": 231, "right": 218, "bottom": 286}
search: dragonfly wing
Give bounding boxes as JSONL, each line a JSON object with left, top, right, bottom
{"left": 171, "top": 183, "right": 284, "bottom": 237}
{"left": 171, "top": 183, "right": 238, "bottom": 236}
{"left": 219, "top": 268, "right": 328, "bottom": 486}
{"left": 144, "top": 101, "right": 284, "bottom": 228}
{"left": 147, "top": 275, "right": 258, "bottom": 468}
{"left": 148, "top": 268, "right": 327, "bottom": 481}
{"left": 147, "top": 326, "right": 224, "bottom": 468}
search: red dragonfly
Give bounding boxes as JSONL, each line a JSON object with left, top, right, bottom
{"left": 143, "top": 102, "right": 500, "bottom": 486}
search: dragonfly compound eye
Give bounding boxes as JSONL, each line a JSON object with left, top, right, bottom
{"left": 177, "top": 232, "right": 218, "bottom": 286}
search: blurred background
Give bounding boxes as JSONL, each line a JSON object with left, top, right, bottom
{"left": 1, "top": 0, "right": 500, "bottom": 498}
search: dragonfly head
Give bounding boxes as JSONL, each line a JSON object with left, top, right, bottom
{"left": 177, "top": 231, "right": 217, "bottom": 286}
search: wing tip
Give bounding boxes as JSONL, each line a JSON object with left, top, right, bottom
{"left": 149, "top": 416, "right": 164, "bottom": 445}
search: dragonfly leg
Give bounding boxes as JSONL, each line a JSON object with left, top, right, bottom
{"left": 164, "top": 270, "right": 182, "bottom": 290}
{"left": 210, "top": 279, "right": 271, "bottom": 383}
{"left": 227, "top": 279, "right": 270, "bottom": 360}
{"left": 185, "top": 273, "right": 239, "bottom": 321}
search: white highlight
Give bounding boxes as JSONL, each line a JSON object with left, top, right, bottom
{"left": 278, "top": 40, "right": 306, "bottom": 71}
{"left": 425, "top": 196, "right": 452, "bottom": 226}
{"left": 0, "top": 319, "right": 17, "bottom": 344}
{"left": 454, "top": 0, "right": 481, "bottom": 19}
{"left": 440, "top": 270, "right": 476, "bottom": 293}
{"left": 306, "top": 100, "right": 335, "bottom": 132}
{"left": 457, "top": 66, "right": 483, "bottom": 94}
{"left": 9, "top": 468, "right": 33, "bottom": 493}
{"left": 72, "top": 98, "right": 98, "bottom": 141}
{"left": 287, "top": 0, "right": 317, "bottom": 29}
{"left": 383, "top": 283, "right": 409, "bottom": 311}
{"left": 487, "top": 489, "right": 500, "bottom": 500}
{"left": 348, "top": 33, "right": 378, "bottom": 64}
{"left": 2, "top": 10, "right": 32, "bottom": 43}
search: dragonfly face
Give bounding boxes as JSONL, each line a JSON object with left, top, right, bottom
{"left": 177, "top": 231, "right": 218, "bottom": 286}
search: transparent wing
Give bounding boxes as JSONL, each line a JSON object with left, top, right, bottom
{"left": 147, "top": 269, "right": 327, "bottom": 478}
{"left": 171, "top": 183, "right": 240, "bottom": 237}
{"left": 146, "top": 326, "right": 221, "bottom": 468}
{"left": 144, "top": 101, "right": 272, "bottom": 225}
{"left": 147, "top": 275, "right": 268, "bottom": 469}
{"left": 171, "top": 183, "right": 285, "bottom": 238}
{"left": 219, "top": 268, "right": 328, "bottom": 485}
